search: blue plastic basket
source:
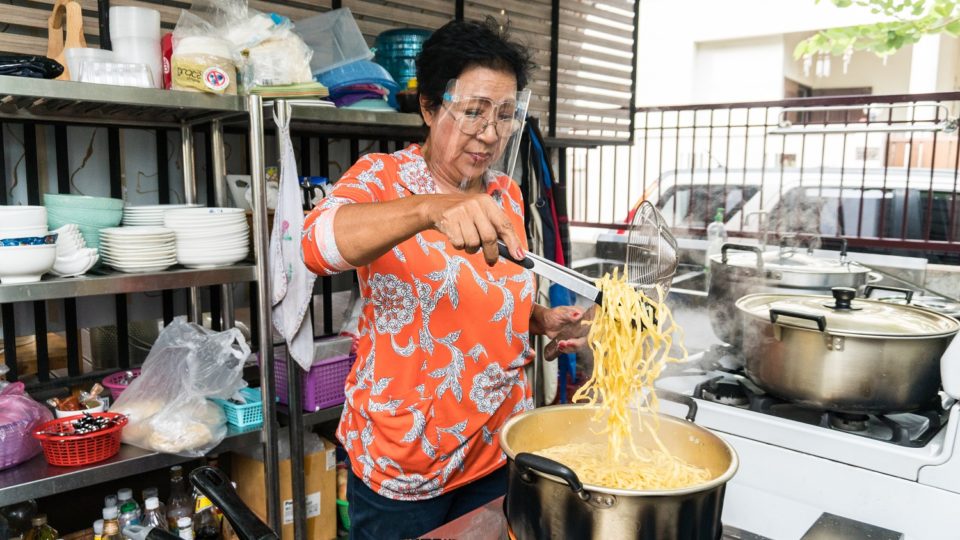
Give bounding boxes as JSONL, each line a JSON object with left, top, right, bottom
{"left": 374, "top": 29, "right": 432, "bottom": 89}
{"left": 315, "top": 60, "right": 398, "bottom": 93}
{"left": 212, "top": 387, "right": 263, "bottom": 428}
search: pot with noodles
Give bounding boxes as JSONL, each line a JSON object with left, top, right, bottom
{"left": 500, "top": 270, "right": 739, "bottom": 540}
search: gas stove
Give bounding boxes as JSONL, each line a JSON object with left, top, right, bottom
{"left": 655, "top": 345, "right": 960, "bottom": 539}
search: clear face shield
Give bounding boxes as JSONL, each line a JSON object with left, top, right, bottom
{"left": 429, "top": 79, "right": 531, "bottom": 187}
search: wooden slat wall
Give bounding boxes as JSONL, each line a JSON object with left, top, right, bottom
{"left": 556, "top": 0, "right": 635, "bottom": 141}
{"left": 1, "top": 0, "right": 637, "bottom": 142}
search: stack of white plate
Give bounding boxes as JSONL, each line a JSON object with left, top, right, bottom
{"left": 164, "top": 207, "right": 249, "bottom": 269}
{"left": 122, "top": 204, "right": 200, "bottom": 226}
{"left": 99, "top": 226, "right": 177, "bottom": 273}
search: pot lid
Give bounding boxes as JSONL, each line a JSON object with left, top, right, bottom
{"left": 736, "top": 288, "right": 960, "bottom": 337}
{"left": 715, "top": 248, "right": 871, "bottom": 275}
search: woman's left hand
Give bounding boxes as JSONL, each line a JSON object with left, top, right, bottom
{"left": 531, "top": 305, "right": 595, "bottom": 360}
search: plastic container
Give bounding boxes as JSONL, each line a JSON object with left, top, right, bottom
{"left": 211, "top": 387, "right": 263, "bottom": 428}
{"left": 171, "top": 37, "right": 236, "bottom": 95}
{"left": 374, "top": 29, "right": 431, "bottom": 89}
{"left": 315, "top": 59, "right": 397, "bottom": 93}
{"left": 109, "top": 6, "right": 161, "bottom": 88}
{"left": 102, "top": 368, "right": 141, "bottom": 400}
{"left": 272, "top": 337, "right": 355, "bottom": 412}
{"left": 33, "top": 412, "right": 128, "bottom": 467}
{"left": 64, "top": 48, "right": 115, "bottom": 82}
{"left": 296, "top": 8, "right": 373, "bottom": 75}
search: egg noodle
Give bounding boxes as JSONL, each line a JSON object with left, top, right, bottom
{"left": 536, "top": 268, "right": 711, "bottom": 490}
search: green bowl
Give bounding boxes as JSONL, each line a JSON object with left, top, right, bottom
{"left": 44, "top": 193, "right": 124, "bottom": 211}
{"left": 336, "top": 499, "right": 349, "bottom": 531}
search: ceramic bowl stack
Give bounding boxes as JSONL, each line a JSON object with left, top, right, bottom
{"left": 122, "top": 204, "right": 200, "bottom": 226}
{"left": 164, "top": 208, "right": 249, "bottom": 268}
{"left": 0, "top": 205, "right": 48, "bottom": 240}
{"left": 0, "top": 206, "right": 58, "bottom": 284}
{"left": 50, "top": 224, "right": 99, "bottom": 278}
{"left": 44, "top": 194, "right": 124, "bottom": 249}
{"left": 99, "top": 226, "right": 177, "bottom": 273}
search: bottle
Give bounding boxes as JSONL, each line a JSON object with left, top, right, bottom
{"left": 104, "top": 494, "right": 118, "bottom": 511}
{"left": 22, "top": 514, "right": 57, "bottom": 540}
{"left": 117, "top": 488, "right": 140, "bottom": 519}
{"left": 101, "top": 507, "right": 122, "bottom": 540}
{"left": 176, "top": 517, "right": 194, "bottom": 540}
{"left": 119, "top": 500, "right": 141, "bottom": 532}
{"left": 193, "top": 492, "right": 221, "bottom": 540}
{"left": 167, "top": 466, "right": 194, "bottom": 531}
{"left": 141, "top": 497, "right": 168, "bottom": 532}
{"left": 705, "top": 207, "right": 727, "bottom": 287}
{"left": 93, "top": 519, "right": 104, "bottom": 540}
{"left": 142, "top": 487, "right": 166, "bottom": 521}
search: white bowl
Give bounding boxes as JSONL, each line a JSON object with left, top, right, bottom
{"left": 54, "top": 399, "right": 106, "bottom": 418}
{"left": 0, "top": 244, "right": 57, "bottom": 283}
{"left": 0, "top": 206, "right": 47, "bottom": 228}
{"left": 0, "top": 225, "right": 48, "bottom": 240}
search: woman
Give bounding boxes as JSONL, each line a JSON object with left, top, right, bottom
{"left": 301, "top": 18, "right": 588, "bottom": 539}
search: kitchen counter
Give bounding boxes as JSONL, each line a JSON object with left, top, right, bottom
{"left": 421, "top": 496, "right": 772, "bottom": 539}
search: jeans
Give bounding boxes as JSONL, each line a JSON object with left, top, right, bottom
{"left": 347, "top": 465, "right": 507, "bottom": 540}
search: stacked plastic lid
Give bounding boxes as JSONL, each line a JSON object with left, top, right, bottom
{"left": 163, "top": 208, "right": 249, "bottom": 269}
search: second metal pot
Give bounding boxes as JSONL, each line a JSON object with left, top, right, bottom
{"left": 500, "top": 402, "right": 738, "bottom": 540}
{"left": 736, "top": 288, "right": 960, "bottom": 413}
{"left": 708, "top": 242, "right": 879, "bottom": 346}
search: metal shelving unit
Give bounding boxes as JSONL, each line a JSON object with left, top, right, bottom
{"left": 0, "top": 265, "right": 256, "bottom": 303}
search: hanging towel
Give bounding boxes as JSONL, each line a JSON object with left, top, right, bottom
{"left": 270, "top": 104, "right": 317, "bottom": 371}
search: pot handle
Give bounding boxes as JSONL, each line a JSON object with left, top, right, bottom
{"left": 656, "top": 388, "right": 699, "bottom": 421}
{"left": 721, "top": 243, "right": 764, "bottom": 271}
{"left": 863, "top": 284, "right": 914, "bottom": 304}
{"left": 515, "top": 452, "right": 589, "bottom": 501}
{"left": 770, "top": 309, "right": 827, "bottom": 332}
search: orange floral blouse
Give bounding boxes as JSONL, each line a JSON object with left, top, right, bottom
{"left": 301, "top": 144, "right": 534, "bottom": 500}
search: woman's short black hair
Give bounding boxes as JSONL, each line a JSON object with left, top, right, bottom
{"left": 416, "top": 18, "right": 534, "bottom": 112}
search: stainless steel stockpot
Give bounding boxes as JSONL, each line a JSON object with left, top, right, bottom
{"left": 499, "top": 403, "right": 738, "bottom": 540}
{"left": 708, "top": 243, "right": 879, "bottom": 346}
{"left": 736, "top": 288, "right": 960, "bottom": 413}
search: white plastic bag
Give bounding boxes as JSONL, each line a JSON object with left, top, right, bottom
{"left": 112, "top": 317, "right": 250, "bottom": 457}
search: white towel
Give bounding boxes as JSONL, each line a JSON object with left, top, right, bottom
{"left": 270, "top": 104, "right": 316, "bottom": 371}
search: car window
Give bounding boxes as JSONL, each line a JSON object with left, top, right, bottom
{"left": 656, "top": 184, "right": 759, "bottom": 229}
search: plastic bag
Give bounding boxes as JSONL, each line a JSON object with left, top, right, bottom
{"left": 0, "top": 382, "right": 54, "bottom": 470}
{"left": 0, "top": 55, "right": 64, "bottom": 79}
{"left": 112, "top": 317, "right": 250, "bottom": 457}
{"left": 240, "top": 33, "right": 314, "bottom": 91}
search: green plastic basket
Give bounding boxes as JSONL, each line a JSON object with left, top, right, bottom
{"left": 336, "top": 498, "right": 350, "bottom": 531}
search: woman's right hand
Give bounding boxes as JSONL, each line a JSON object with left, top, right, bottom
{"left": 425, "top": 193, "right": 525, "bottom": 266}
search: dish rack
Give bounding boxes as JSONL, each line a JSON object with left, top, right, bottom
{"left": 33, "top": 412, "right": 128, "bottom": 467}
{"left": 212, "top": 387, "right": 264, "bottom": 428}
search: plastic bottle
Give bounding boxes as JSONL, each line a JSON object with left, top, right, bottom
{"left": 22, "top": 514, "right": 57, "bottom": 540}
{"left": 142, "top": 487, "right": 166, "bottom": 519}
{"left": 93, "top": 519, "right": 104, "bottom": 540}
{"left": 119, "top": 499, "right": 141, "bottom": 532}
{"left": 104, "top": 494, "right": 118, "bottom": 511}
{"left": 141, "top": 496, "right": 168, "bottom": 533}
{"left": 167, "top": 466, "right": 194, "bottom": 531}
{"left": 193, "top": 492, "right": 221, "bottom": 540}
{"left": 117, "top": 488, "right": 140, "bottom": 519}
{"left": 101, "top": 507, "right": 123, "bottom": 540}
{"left": 705, "top": 207, "right": 727, "bottom": 287}
{"left": 176, "top": 517, "right": 195, "bottom": 540}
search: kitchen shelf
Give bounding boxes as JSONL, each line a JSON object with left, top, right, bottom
{"left": 264, "top": 100, "right": 425, "bottom": 137}
{"left": 0, "top": 264, "right": 257, "bottom": 303}
{"left": 277, "top": 404, "right": 343, "bottom": 428}
{"left": 0, "top": 76, "right": 245, "bottom": 127}
{"left": 0, "top": 423, "right": 262, "bottom": 503}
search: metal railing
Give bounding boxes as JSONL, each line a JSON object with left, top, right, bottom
{"left": 563, "top": 92, "right": 960, "bottom": 261}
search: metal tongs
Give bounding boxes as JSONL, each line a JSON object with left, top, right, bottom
{"left": 498, "top": 243, "right": 603, "bottom": 305}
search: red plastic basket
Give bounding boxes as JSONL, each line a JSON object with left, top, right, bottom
{"left": 102, "top": 369, "right": 141, "bottom": 400}
{"left": 33, "top": 412, "right": 128, "bottom": 467}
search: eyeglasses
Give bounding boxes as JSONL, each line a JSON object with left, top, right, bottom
{"left": 442, "top": 94, "right": 523, "bottom": 138}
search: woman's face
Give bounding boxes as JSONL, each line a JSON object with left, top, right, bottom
{"left": 422, "top": 65, "right": 519, "bottom": 186}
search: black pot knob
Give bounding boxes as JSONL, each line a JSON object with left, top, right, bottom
{"left": 831, "top": 287, "right": 857, "bottom": 310}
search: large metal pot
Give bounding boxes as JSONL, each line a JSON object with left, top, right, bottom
{"left": 736, "top": 288, "right": 960, "bottom": 413}
{"left": 500, "top": 402, "right": 738, "bottom": 540}
{"left": 708, "top": 242, "right": 879, "bottom": 346}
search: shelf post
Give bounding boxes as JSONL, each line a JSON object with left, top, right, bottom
{"left": 181, "top": 122, "right": 203, "bottom": 324}
{"left": 248, "top": 94, "right": 282, "bottom": 533}
{"left": 211, "top": 119, "right": 236, "bottom": 330}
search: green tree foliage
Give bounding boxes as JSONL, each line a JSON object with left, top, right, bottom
{"left": 794, "top": 0, "right": 960, "bottom": 59}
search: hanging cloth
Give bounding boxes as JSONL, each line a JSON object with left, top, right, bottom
{"left": 270, "top": 104, "right": 317, "bottom": 371}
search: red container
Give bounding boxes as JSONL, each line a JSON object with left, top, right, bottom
{"left": 33, "top": 412, "right": 127, "bottom": 467}
{"left": 102, "top": 368, "right": 141, "bottom": 400}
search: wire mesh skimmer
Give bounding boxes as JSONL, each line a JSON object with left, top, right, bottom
{"left": 498, "top": 201, "right": 678, "bottom": 305}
